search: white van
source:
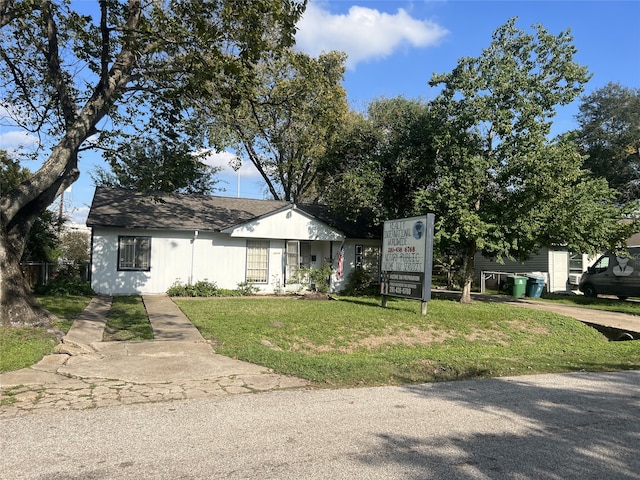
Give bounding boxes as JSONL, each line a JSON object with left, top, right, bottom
{"left": 579, "top": 247, "right": 640, "bottom": 300}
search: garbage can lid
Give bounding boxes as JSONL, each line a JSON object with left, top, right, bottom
{"left": 526, "top": 273, "right": 546, "bottom": 281}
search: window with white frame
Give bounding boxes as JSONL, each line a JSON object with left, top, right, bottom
{"left": 356, "top": 244, "right": 381, "bottom": 276}
{"left": 118, "top": 236, "right": 151, "bottom": 271}
{"left": 246, "top": 240, "right": 269, "bottom": 283}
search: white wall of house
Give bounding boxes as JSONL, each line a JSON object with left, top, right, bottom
{"left": 91, "top": 228, "right": 251, "bottom": 294}
{"left": 90, "top": 216, "right": 380, "bottom": 295}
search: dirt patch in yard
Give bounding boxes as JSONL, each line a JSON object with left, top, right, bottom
{"left": 281, "top": 320, "right": 551, "bottom": 354}
{"left": 291, "top": 327, "right": 452, "bottom": 353}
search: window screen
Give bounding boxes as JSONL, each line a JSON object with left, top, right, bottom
{"left": 118, "top": 236, "right": 151, "bottom": 271}
{"left": 246, "top": 240, "right": 269, "bottom": 283}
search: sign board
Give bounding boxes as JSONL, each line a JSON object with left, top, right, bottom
{"left": 380, "top": 214, "right": 434, "bottom": 311}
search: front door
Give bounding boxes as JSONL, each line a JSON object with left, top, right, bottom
{"left": 285, "top": 240, "right": 311, "bottom": 284}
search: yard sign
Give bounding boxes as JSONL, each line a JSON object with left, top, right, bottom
{"left": 380, "top": 214, "right": 434, "bottom": 314}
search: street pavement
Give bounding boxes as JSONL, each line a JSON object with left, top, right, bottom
{"left": 1, "top": 371, "right": 639, "bottom": 479}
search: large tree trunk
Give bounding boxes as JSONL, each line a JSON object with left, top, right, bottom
{"left": 0, "top": 233, "right": 56, "bottom": 327}
{"left": 459, "top": 242, "right": 477, "bottom": 304}
{"left": 0, "top": 148, "right": 79, "bottom": 326}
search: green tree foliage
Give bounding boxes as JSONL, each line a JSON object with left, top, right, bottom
{"left": 318, "top": 110, "right": 384, "bottom": 220}
{"left": 320, "top": 97, "right": 436, "bottom": 222}
{"left": 92, "top": 136, "right": 221, "bottom": 194}
{"left": 419, "top": 18, "right": 628, "bottom": 302}
{"left": 59, "top": 229, "right": 90, "bottom": 265}
{"left": 207, "top": 49, "right": 349, "bottom": 202}
{"left": 0, "top": 149, "right": 29, "bottom": 194}
{"left": 0, "top": 0, "right": 306, "bottom": 326}
{"left": 574, "top": 82, "right": 640, "bottom": 204}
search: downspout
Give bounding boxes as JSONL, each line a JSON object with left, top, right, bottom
{"left": 190, "top": 230, "right": 198, "bottom": 284}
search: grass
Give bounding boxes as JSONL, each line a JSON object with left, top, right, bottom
{"left": 176, "top": 295, "right": 640, "bottom": 387}
{"left": 102, "top": 296, "right": 153, "bottom": 341}
{"left": 0, "top": 295, "right": 92, "bottom": 373}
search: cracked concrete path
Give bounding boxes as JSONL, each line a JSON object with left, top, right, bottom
{"left": 0, "top": 295, "right": 308, "bottom": 417}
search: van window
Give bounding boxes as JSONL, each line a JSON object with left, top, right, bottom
{"left": 592, "top": 256, "right": 609, "bottom": 274}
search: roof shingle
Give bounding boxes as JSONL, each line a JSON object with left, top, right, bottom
{"left": 86, "top": 187, "right": 381, "bottom": 239}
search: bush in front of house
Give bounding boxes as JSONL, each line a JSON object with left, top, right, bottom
{"left": 300, "top": 263, "right": 334, "bottom": 294}
{"left": 167, "top": 279, "right": 219, "bottom": 297}
{"left": 342, "top": 268, "right": 378, "bottom": 296}
{"left": 167, "top": 279, "right": 260, "bottom": 297}
{"left": 35, "top": 278, "right": 95, "bottom": 296}
{"left": 236, "top": 281, "right": 260, "bottom": 296}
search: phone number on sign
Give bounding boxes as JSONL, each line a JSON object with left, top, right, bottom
{"left": 387, "top": 246, "right": 416, "bottom": 253}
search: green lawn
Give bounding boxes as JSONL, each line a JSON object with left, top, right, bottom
{"left": 103, "top": 296, "right": 153, "bottom": 341}
{"left": 0, "top": 295, "right": 92, "bottom": 373}
{"left": 176, "top": 296, "right": 640, "bottom": 387}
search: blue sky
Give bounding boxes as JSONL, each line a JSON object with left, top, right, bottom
{"left": 2, "top": 0, "right": 639, "bottom": 224}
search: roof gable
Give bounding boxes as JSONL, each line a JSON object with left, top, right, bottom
{"left": 222, "top": 206, "right": 344, "bottom": 241}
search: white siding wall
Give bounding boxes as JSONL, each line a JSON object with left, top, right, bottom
{"left": 547, "top": 251, "right": 569, "bottom": 293}
{"left": 92, "top": 228, "right": 249, "bottom": 294}
{"left": 91, "top": 227, "right": 379, "bottom": 295}
{"left": 227, "top": 208, "right": 343, "bottom": 241}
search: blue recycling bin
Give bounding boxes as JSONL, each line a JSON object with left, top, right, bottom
{"left": 526, "top": 275, "right": 545, "bottom": 298}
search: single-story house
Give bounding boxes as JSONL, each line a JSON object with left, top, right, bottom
{"left": 86, "top": 187, "right": 382, "bottom": 295}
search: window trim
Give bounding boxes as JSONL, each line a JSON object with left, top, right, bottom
{"left": 117, "top": 235, "right": 151, "bottom": 272}
{"left": 246, "top": 239, "right": 269, "bottom": 284}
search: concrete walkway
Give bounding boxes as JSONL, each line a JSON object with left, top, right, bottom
{"left": 504, "top": 297, "right": 640, "bottom": 338}
{"left": 0, "top": 295, "right": 307, "bottom": 417}
{"left": 434, "top": 289, "right": 640, "bottom": 339}
{"left": 143, "top": 294, "right": 206, "bottom": 341}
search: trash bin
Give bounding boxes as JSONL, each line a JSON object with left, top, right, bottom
{"left": 505, "top": 275, "right": 527, "bottom": 298}
{"left": 526, "top": 275, "right": 545, "bottom": 298}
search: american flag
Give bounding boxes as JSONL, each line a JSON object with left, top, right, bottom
{"left": 336, "top": 243, "right": 345, "bottom": 279}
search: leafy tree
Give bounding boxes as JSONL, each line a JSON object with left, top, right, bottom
{"left": 0, "top": 149, "right": 29, "bottom": 194}
{"left": 574, "top": 82, "right": 640, "bottom": 204}
{"left": 208, "top": 49, "right": 349, "bottom": 202}
{"left": 0, "top": 0, "right": 305, "bottom": 326}
{"left": 417, "top": 18, "right": 629, "bottom": 303}
{"left": 318, "top": 110, "right": 384, "bottom": 220}
{"left": 92, "top": 136, "right": 221, "bottom": 194}
{"left": 320, "top": 97, "right": 437, "bottom": 222}
{"left": 59, "top": 229, "right": 90, "bottom": 265}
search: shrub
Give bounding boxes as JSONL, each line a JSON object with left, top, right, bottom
{"left": 167, "top": 279, "right": 219, "bottom": 297}
{"left": 301, "top": 263, "right": 334, "bottom": 294}
{"left": 342, "top": 268, "right": 378, "bottom": 296}
{"left": 236, "top": 281, "right": 259, "bottom": 296}
{"left": 35, "top": 279, "right": 94, "bottom": 296}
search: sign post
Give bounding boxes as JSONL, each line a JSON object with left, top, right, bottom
{"left": 380, "top": 214, "right": 434, "bottom": 314}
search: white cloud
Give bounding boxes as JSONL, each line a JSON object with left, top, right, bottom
{"left": 0, "top": 130, "right": 39, "bottom": 151}
{"left": 198, "top": 149, "right": 260, "bottom": 178}
{"left": 296, "top": 2, "right": 448, "bottom": 69}
{"left": 69, "top": 205, "right": 90, "bottom": 225}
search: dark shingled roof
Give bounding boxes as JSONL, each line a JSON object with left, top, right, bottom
{"left": 87, "top": 187, "right": 381, "bottom": 239}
